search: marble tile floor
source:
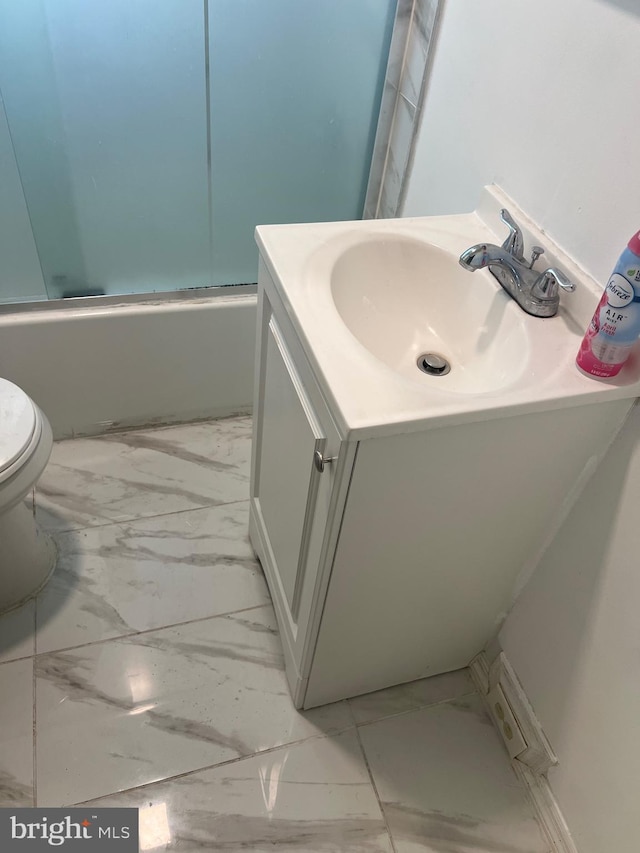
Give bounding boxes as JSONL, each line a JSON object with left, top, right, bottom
{"left": 0, "top": 416, "right": 551, "bottom": 851}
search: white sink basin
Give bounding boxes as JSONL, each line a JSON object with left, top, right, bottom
{"left": 329, "top": 234, "right": 529, "bottom": 394}
{"left": 255, "top": 185, "right": 640, "bottom": 438}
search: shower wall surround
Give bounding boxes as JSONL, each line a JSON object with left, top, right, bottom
{"left": 0, "top": 98, "right": 46, "bottom": 303}
{"left": 364, "top": 0, "right": 441, "bottom": 219}
{"left": 0, "top": 1, "right": 396, "bottom": 304}
{"left": 0, "top": 0, "right": 210, "bottom": 301}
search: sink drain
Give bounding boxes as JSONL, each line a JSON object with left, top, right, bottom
{"left": 417, "top": 352, "right": 451, "bottom": 376}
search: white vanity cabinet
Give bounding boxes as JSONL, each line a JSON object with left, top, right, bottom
{"left": 250, "top": 257, "right": 633, "bottom": 710}
{"left": 249, "top": 260, "right": 357, "bottom": 707}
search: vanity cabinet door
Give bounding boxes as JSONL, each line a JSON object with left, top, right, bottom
{"left": 252, "top": 312, "right": 341, "bottom": 641}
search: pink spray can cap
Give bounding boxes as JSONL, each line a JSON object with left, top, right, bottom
{"left": 628, "top": 230, "right": 640, "bottom": 256}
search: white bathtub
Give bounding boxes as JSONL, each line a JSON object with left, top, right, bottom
{"left": 0, "top": 289, "right": 257, "bottom": 438}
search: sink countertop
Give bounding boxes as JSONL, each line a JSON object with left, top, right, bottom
{"left": 255, "top": 186, "right": 640, "bottom": 440}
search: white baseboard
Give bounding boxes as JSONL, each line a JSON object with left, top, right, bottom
{"left": 469, "top": 650, "right": 490, "bottom": 694}
{"left": 470, "top": 652, "right": 578, "bottom": 853}
{"left": 513, "top": 762, "right": 579, "bottom": 853}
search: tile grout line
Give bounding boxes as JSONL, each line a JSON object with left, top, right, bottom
{"left": 351, "top": 688, "right": 479, "bottom": 730}
{"left": 68, "top": 722, "right": 357, "bottom": 808}
{"left": 0, "top": 651, "right": 36, "bottom": 667}
{"left": 40, "top": 493, "right": 253, "bottom": 537}
{"left": 353, "top": 723, "right": 398, "bottom": 853}
{"left": 0, "top": 593, "right": 267, "bottom": 666}
{"left": 31, "top": 602, "right": 273, "bottom": 659}
{"left": 39, "top": 412, "right": 254, "bottom": 534}
{"left": 0, "top": 490, "right": 261, "bottom": 668}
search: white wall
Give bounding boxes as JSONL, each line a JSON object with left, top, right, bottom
{"left": 499, "top": 403, "right": 640, "bottom": 853}
{"left": 402, "top": 2, "right": 640, "bottom": 850}
{"left": 403, "top": 0, "right": 640, "bottom": 285}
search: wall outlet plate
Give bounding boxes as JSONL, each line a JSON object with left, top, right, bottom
{"left": 491, "top": 653, "right": 558, "bottom": 774}
{"left": 470, "top": 651, "right": 558, "bottom": 775}
{"left": 486, "top": 681, "right": 527, "bottom": 759}
{"left": 470, "top": 652, "right": 575, "bottom": 852}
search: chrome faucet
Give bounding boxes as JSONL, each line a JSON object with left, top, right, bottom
{"left": 459, "top": 209, "right": 575, "bottom": 317}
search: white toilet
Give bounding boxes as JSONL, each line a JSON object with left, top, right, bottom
{"left": 0, "top": 378, "right": 56, "bottom": 614}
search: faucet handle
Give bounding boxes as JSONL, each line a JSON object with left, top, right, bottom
{"left": 532, "top": 268, "right": 576, "bottom": 302}
{"left": 500, "top": 208, "right": 526, "bottom": 262}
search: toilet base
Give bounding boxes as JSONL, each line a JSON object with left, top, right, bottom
{"left": 0, "top": 500, "right": 57, "bottom": 615}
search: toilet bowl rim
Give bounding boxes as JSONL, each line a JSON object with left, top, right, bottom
{"left": 0, "top": 404, "right": 50, "bottom": 486}
{"left": 0, "top": 406, "right": 52, "bottom": 516}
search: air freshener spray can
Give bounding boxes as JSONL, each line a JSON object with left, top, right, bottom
{"left": 576, "top": 231, "right": 640, "bottom": 378}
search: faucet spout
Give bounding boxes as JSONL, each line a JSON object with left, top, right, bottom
{"left": 458, "top": 210, "right": 576, "bottom": 318}
{"left": 459, "top": 243, "right": 523, "bottom": 288}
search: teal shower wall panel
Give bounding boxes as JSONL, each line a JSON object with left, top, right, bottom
{"left": 208, "top": 0, "right": 397, "bottom": 285}
{"left": 0, "top": 96, "right": 47, "bottom": 303}
{"left": 0, "top": 0, "right": 211, "bottom": 297}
